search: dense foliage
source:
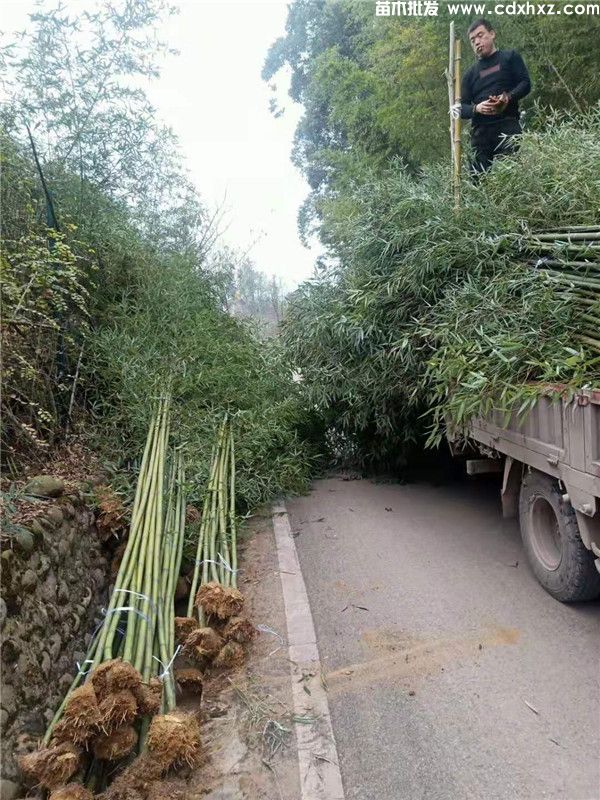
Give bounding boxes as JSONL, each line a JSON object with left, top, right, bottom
{"left": 264, "top": 0, "right": 600, "bottom": 242}
{"left": 264, "top": 2, "right": 600, "bottom": 467}
{"left": 1, "top": 0, "right": 318, "bottom": 507}
{"left": 282, "top": 113, "right": 600, "bottom": 465}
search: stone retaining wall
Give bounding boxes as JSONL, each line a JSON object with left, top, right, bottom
{"left": 1, "top": 485, "right": 109, "bottom": 799}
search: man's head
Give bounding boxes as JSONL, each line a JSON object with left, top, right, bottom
{"left": 468, "top": 18, "right": 497, "bottom": 58}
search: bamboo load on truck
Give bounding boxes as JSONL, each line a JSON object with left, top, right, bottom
{"left": 447, "top": 23, "right": 600, "bottom": 603}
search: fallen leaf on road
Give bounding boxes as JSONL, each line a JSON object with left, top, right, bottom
{"left": 524, "top": 700, "right": 539, "bottom": 715}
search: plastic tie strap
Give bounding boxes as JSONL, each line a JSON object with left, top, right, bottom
{"left": 153, "top": 644, "right": 182, "bottom": 680}
{"left": 196, "top": 556, "right": 239, "bottom": 575}
{"left": 76, "top": 658, "right": 94, "bottom": 677}
{"left": 256, "top": 624, "right": 285, "bottom": 658}
{"left": 113, "top": 588, "right": 157, "bottom": 611}
{"left": 101, "top": 605, "right": 150, "bottom": 623}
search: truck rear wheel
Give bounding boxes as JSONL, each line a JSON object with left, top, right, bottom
{"left": 519, "top": 470, "right": 600, "bottom": 602}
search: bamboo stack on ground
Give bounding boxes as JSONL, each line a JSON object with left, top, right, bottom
{"left": 42, "top": 394, "right": 186, "bottom": 746}
{"left": 187, "top": 416, "right": 239, "bottom": 623}
{"left": 527, "top": 227, "right": 600, "bottom": 353}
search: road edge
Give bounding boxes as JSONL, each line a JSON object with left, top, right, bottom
{"left": 272, "top": 501, "right": 345, "bottom": 800}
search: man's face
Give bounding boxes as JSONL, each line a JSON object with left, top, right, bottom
{"left": 469, "top": 25, "right": 496, "bottom": 58}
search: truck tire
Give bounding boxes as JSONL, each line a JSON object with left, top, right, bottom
{"left": 519, "top": 470, "right": 600, "bottom": 602}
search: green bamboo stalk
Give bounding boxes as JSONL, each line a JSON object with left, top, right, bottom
{"left": 156, "top": 454, "right": 177, "bottom": 711}
{"left": 533, "top": 232, "right": 600, "bottom": 242}
{"left": 543, "top": 262, "right": 600, "bottom": 273}
{"left": 98, "top": 402, "right": 165, "bottom": 666}
{"left": 228, "top": 426, "right": 238, "bottom": 590}
{"left": 207, "top": 424, "right": 226, "bottom": 585}
{"left": 217, "top": 425, "right": 231, "bottom": 587}
{"left": 528, "top": 244, "right": 600, "bottom": 257}
{"left": 158, "top": 450, "right": 186, "bottom": 712}
{"left": 186, "top": 486, "right": 210, "bottom": 619}
{"left": 579, "top": 334, "right": 600, "bottom": 352}
{"left": 142, "top": 398, "right": 170, "bottom": 680}
{"left": 131, "top": 394, "right": 170, "bottom": 676}
{"left": 541, "top": 270, "right": 600, "bottom": 290}
{"left": 123, "top": 400, "right": 168, "bottom": 666}
{"left": 580, "top": 310, "right": 600, "bottom": 324}
{"left": 538, "top": 225, "right": 600, "bottom": 233}
{"left": 170, "top": 454, "right": 186, "bottom": 649}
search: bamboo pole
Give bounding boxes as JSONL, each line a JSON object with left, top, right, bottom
{"left": 228, "top": 426, "right": 238, "bottom": 590}
{"left": 533, "top": 232, "right": 600, "bottom": 242}
{"left": 453, "top": 35, "right": 462, "bottom": 209}
{"left": 446, "top": 22, "right": 455, "bottom": 169}
{"left": 217, "top": 426, "right": 231, "bottom": 587}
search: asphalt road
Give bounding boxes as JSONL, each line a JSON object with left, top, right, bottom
{"left": 286, "top": 476, "right": 600, "bottom": 800}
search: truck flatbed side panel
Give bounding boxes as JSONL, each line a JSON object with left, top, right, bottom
{"left": 469, "top": 390, "right": 600, "bottom": 500}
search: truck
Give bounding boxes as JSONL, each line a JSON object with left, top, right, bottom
{"left": 464, "top": 388, "right": 600, "bottom": 602}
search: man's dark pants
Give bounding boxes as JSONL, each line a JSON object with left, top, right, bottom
{"left": 470, "top": 117, "right": 522, "bottom": 175}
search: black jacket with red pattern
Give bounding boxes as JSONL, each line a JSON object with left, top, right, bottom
{"left": 461, "top": 49, "right": 531, "bottom": 126}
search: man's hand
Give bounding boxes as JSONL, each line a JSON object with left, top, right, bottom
{"left": 476, "top": 93, "right": 509, "bottom": 115}
{"left": 489, "top": 92, "right": 510, "bottom": 112}
{"left": 475, "top": 99, "right": 499, "bottom": 115}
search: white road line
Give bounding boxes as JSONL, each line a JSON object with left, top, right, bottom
{"left": 272, "top": 502, "right": 346, "bottom": 800}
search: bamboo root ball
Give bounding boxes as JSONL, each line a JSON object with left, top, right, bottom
{"left": 93, "top": 725, "right": 138, "bottom": 761}
{"left": 19, "top": 743, "right": 82, "bottom": 790}
{"left": 174, "top": 667, "right": 204, "bottom": 695}
{"left": 133, "top": 677, "right": 163, "bottom": 716}
{"left": 146, "top": 712, "right": 201, "bottom": 769}
{"left": 174, "top": 616, "right": 199, "bottom": 644}
{"left": 49, "top": 784, "right": 94, "bottom": 800}
{"left": 195, "top": 581, "right": 244, "bottom": 620}
{"left": 222, "top": 616, "right": 256, "bottom": 644}
{"left": 146, "top": 779, "right": 189, "bottom": 800}
{"left": 52, "top": 684, "right": 101, "bottom": 745}
{"left": 102, "top": 753, "right": 164, "bottom": 800}
{"left": 98, "top": 689, "right": 138, "bottom": 730}
{"left": 90, "top": 660, "right": 142, "bottom": 703}
{"left": 184, "top": 627, "right": 224, "bottom": 661}
{"left": 213, "top": 641, "right": 245, "bottom": 669}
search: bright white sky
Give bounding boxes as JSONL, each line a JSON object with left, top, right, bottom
{"left": 1, "top": 0, "right": 318, "bottom": 288}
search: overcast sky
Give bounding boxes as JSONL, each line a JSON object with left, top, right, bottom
{"left": 1, "top": 0, "right": 318, "bottom": 288}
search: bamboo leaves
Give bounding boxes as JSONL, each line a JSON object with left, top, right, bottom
{"left": 283, "top": 113, "right": 600, "bottom": 462}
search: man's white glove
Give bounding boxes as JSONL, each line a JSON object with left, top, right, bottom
{"left": 450, "top": 102, "right": 461, "bottom": 120}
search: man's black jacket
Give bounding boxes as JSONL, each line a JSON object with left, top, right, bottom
{"left": 461, "top": 49, "right": 531, "bottom": 126}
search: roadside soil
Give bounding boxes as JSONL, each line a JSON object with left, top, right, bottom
{"left": 185, "top": 511, "right": 301, "bottom": 800}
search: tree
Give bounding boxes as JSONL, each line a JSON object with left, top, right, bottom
{"left": 265, "top": 1, "right": 600, "bottom": 247}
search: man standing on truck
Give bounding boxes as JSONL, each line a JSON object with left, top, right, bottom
{"left": 458, "top": 19, "right": 531, "bottom": 175}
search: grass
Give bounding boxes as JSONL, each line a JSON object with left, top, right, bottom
{"left": 231, "top": 680, "right": 292, "bottom": 761}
